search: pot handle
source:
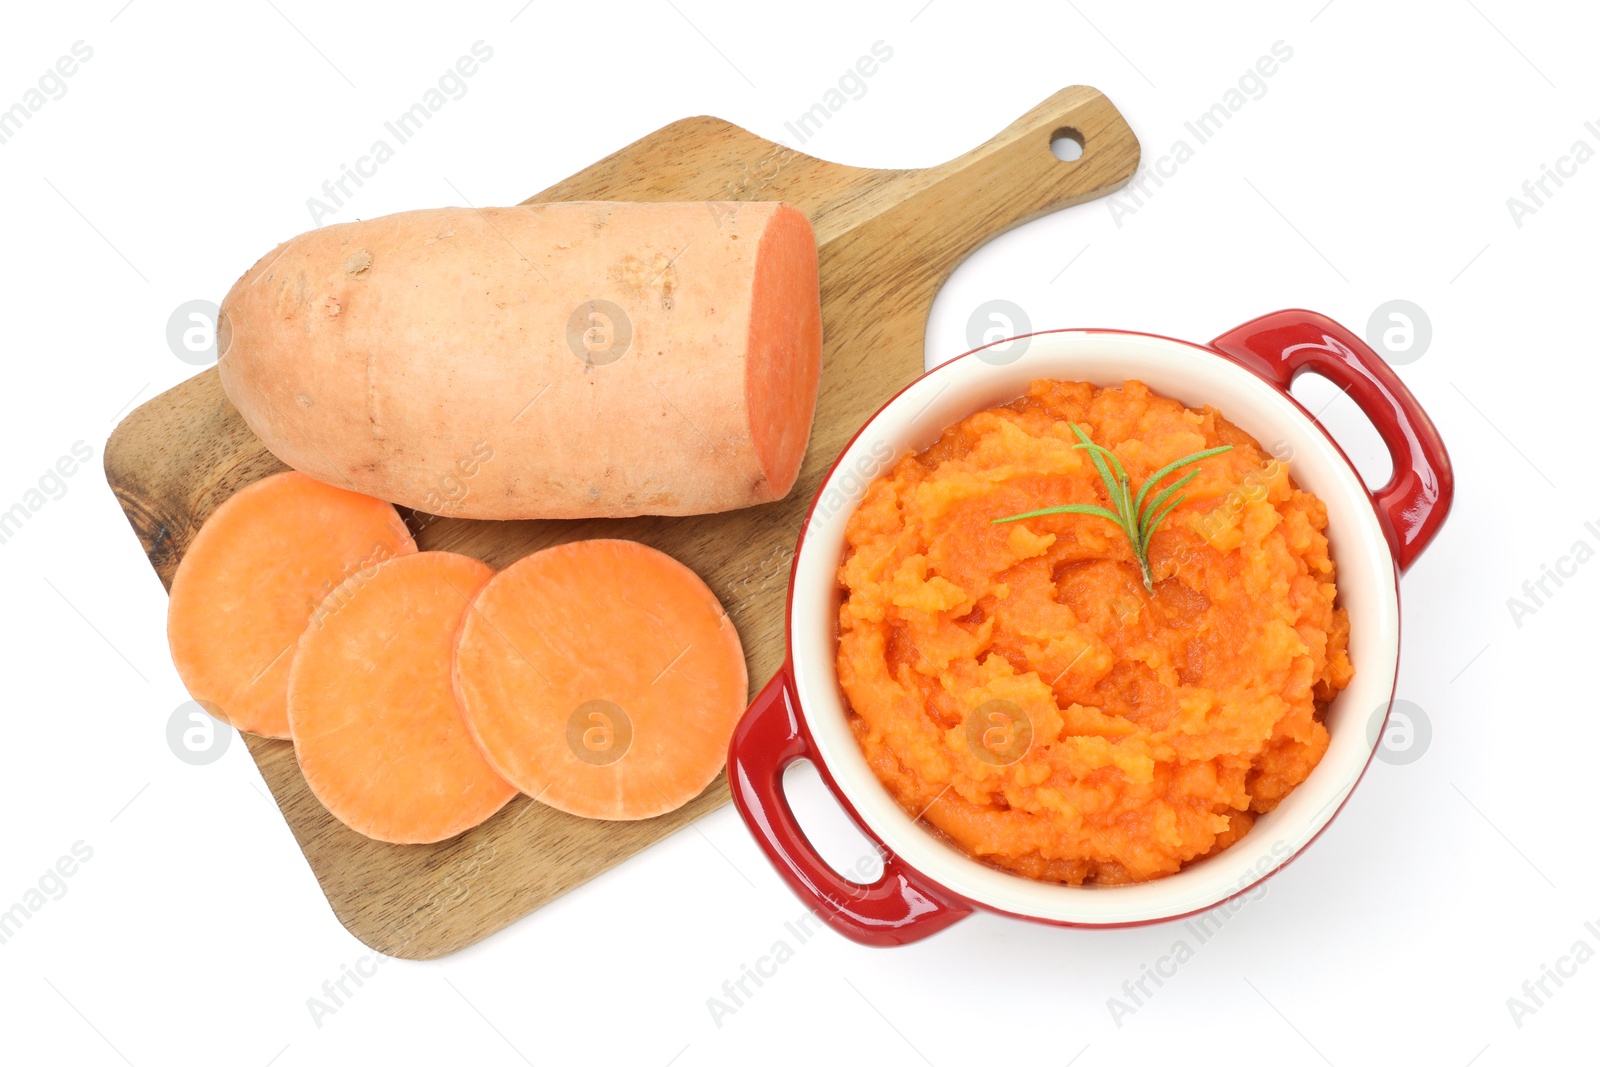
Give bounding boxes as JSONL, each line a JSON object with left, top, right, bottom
{"left": 1208, "top": 309, "right": 1454, "bottom": 571}
{"left": 727, "top": 662, "right": 973, "bottom": 946}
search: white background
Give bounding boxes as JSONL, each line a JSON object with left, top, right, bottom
{"left": 2, "top": 1, "right": 1595, "bottom": 1064}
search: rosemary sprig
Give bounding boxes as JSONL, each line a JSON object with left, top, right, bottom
{"left": 992, "top": 423, "right": 1232, "bottom": 591}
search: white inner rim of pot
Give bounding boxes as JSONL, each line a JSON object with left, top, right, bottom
{"left": 789, "top": 330, "right": 1400, "bottom": 924}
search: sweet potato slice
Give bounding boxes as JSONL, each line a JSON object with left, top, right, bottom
{"left": 166, "top": 471, "right": 416, "bottom": 738}
{"left": 453, "top": 539, "right": 748, "bottom": 820}
{"left": 288, "top": 551, "right": 516, "bottom": 844}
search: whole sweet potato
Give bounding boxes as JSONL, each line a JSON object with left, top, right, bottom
{"left": 218, "top": 201, "right": 822, "bottom": 519}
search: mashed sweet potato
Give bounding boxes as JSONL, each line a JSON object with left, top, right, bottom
{"left": 836, "top": 379, "right": 1353, "bottom": 885}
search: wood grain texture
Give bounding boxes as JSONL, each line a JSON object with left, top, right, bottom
{"left": 103, "top": 86, "right": 1138, "bottom": 958}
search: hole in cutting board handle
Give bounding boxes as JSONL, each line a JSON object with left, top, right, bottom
{"left": 1050, "top": 127, "right": 1085, "bottom": 162}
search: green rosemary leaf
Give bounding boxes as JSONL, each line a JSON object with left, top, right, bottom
{"left": 1069, "top": 425, "right": 1121, "bottom": 497}
{"left": 1069, "top": 426, "right": 1140, "bottom": 536}
{"left": 1116, "top": 476, "right": 1136, "bottom": 540}
{"left": 1141, "top": 494, "right": 1187, "bottom": 558}
{"left": 1138, "top": 468, "right": 1200, "bottom": 544}
{"left": 1132, "top": 444, "right": 1235, "bottom": 517}
{"left": 991, "top": 503, "right": 1124, "bottom": 525}
{"left": 1073, "top": 440, "right": 1132, "bottom": 487}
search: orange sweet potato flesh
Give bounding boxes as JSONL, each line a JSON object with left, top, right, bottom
{"left": 218, "top": 201, "right": 823, "bottom": 520}
{"left": 288, "top": 551, "right": 516, "bottom": 844}
{"left": 746, "top": 203, "right": 823, "bottom": 500}
{"left": 453, "top": 539, "right": 748, "bottom": 821}
{"left": 166, "top": 471, "right": 417, "bottom": 739}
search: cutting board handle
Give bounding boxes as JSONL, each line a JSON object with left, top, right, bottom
{"left": 833, "top": 86, "right": 1139, "bottom": 273}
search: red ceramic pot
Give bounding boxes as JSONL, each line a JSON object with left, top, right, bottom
{"left": 728, "top": 310, "right": 1452, "bottom": 946}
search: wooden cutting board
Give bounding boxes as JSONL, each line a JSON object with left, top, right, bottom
{"left": 104, "top": 86, "right": 1138, "bottom": 959}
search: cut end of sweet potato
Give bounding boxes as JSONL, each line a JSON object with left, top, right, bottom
{"left": 166, "top": 471, "right": 417, "bottom": 739}
{"left": 745, "top": 203, "right": 822, "bottom": 502}
{"left": 288, "top": 551, "right": 516, "bottom": 845}
{"left": 453, "top": 539, "right": 748, "bottom": 821}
